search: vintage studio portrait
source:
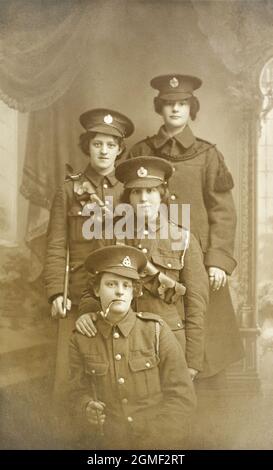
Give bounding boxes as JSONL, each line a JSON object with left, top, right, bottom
{"left": 0, "top": 0, "right": 273, "bottom": 451}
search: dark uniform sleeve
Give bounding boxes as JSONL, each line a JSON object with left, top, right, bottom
{"left": 44, "top": 186, "right": 68, "bottom": 302}
{"left": 180, "top": 233, "right": 209, "bottom": 371}
{"left": 69, "top": 332, "right": 93, "bottom": 418}
{"left": 204, "top": 147, "right": 237, "bottom": 274}
{"left": 151, "top": 321, "right": 196, "bottom": 447}
{"left": 78, "top": 275, "right": 101, "bottom": 314}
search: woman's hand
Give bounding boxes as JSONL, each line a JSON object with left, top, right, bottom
{"left": 86, "top": 399, "right": 106, "bottom": 426}
{"left": 51, "top": 295, "right": 71, "bottom": 318}
{"left": 208, "top": 267, "right": 227, "bottom": 291}
{"left": 76, "top": 313, "right": 97, "bottom": 337}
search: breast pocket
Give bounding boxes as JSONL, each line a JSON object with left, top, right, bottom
{"left": 151, "top": 251, "right": 183, "bottom": 281}
{"left": 129, "top": 350, "right": 160, "bottom": 398}
{"left": 84, "top": 358, "right": 109, "bottom": 399}
{"left": 68, "top": 205, "right": 91, "bottom": 242}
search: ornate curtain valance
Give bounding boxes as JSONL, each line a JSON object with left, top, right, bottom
{"left": 0, "top": 0, "right": 93, "bottom": 112}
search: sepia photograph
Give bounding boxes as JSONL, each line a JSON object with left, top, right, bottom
{"left": 0, "top": 0, "right": 273, "bottom": 457}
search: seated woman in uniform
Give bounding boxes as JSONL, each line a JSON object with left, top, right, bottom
{"left": 76, "top": 157, "right": 209, "bottom": 381}
{"left": 69, "top": 245, "right": 196, "bottom": 449}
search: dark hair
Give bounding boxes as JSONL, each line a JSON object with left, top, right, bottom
{"left": 120, "top": 183, "right": 170, "bottom": 206}
{"left": 153, "top": 95, "right": 200, "bottom": 120}
{"left": 92, "top": 271, "right": 142, "bottom": 298}
{"left": 79, "top": 131, "right": 125, "bottom": 157}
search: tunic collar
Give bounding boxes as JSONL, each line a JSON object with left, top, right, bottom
{"left": 153, "top": 124, "right": 196, "bottom": 150}
{"left": 83, "top": 163, "right": 117, "bottom": 188}
{"left": 96, "top": 308, "right": 137, "bottom": 338}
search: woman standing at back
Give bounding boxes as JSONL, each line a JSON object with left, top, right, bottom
{"left": 127, "top": 74, "right": 244, "bottom": 381}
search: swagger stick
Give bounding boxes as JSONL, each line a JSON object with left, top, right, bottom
{"left": 63, "top": 244, "right": 70, "bottom": 316}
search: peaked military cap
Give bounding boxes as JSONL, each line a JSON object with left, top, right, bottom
{"left": 115, "top": 156, "right": 173, "bottom": 188}
{"left": 79, "top": 108, "right": 134, "bottom": 138}
{"left": 151, "top": 74, "right": 202, "bottom": 100}
{"left": 85, "top": 245, "right": 147, "bottom": 280}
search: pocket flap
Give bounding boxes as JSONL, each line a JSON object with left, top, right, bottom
{"left": 151, "top": 253, "right": 182, "bottom": 270}
{"left": 129, "top": 354, "right": 159, "bottom": 372}
{"left": 85, "top": 361, "right": 109, "bottom": 376}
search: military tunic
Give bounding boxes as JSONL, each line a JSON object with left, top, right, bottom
{"left": 69, "top": 309, "right": 196, "bottom": 449}
{"left": 79, "top": 216, "right": 209, "bottom": 372}
{"left": 127, "top": 125, "right": 244, "bottom": 376}
{"left": 44, "top": 163, "right": 122, "bottom": 397}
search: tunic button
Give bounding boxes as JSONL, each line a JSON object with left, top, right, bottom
{"left": 138, "top": 244, "right": 142, "bottom": 249}
{"left": 177, "top": 322, "right": 181, "bottom": 327}
{"left": 167, "top": 263, "right": 172, "bottom": 268}
{"left": 77, "top": 210, "right": 82, "bottom": 215}
{"left": 142, "top": 248, "right": 148, "bottom": 254}
{"left": 172, "top": 166, "right": 176, "bottom": 172}
{"left": 145, "top": 362, "right": 151, "bottom": 368}
{"left": 138, "top": 312, "right": 143, "bottom": 317}
{"left": 113, "top": 332, "right": 120, "bottom": 339}
{"left": 103, "top": 183, "right": 108, "bottom": 189}
{"left": 105, "top": 200, "right": 110, "bottom": 205}
{"left": 122, "top": 398, "right": 128, "bottom": 405}
{"left": 127, "top": 416, "right": 133, "bottom": 423}
{"left": 143, "top": 229, "right": 149, "bottom": 235}
{"left": 115, "top": 353, "right": 122, "bottom": 361}
{"left": 170, "top": 194, "right": 176, "bottom": 201}
{"left": 118, "top": 377, "right": 125, "bottom": 384}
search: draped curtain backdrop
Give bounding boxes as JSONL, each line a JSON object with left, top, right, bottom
{"left": 1, "top": 0, "right": 273, "bottom": 278}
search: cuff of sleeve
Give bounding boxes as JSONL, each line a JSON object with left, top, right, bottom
{"left": 80, "top": 395, "right": 93, "bottom": 418}
{"left": 204, "top": 250, "right": 237, "bottom": 275}
{"left": 47, "top": 285, "right": 66, "bottom": 303}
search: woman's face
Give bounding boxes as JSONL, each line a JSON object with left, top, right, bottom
{"left": 89, "top": 133, "right": 122, "bottom": 173}
{"left": 129, "top": 187, "right": 162, "bottom": 220}
{"left": 94, "top": 272, "right": 133, "bottom": 323}
{"left": 161, "top": 100, "right": 190, "bottom": 130}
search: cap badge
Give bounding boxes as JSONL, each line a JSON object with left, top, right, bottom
{"left": 137, "top": 166, "right": 148, "bottom": 177}
{"left": 104, "top": 114, "right": 113, "bottom": 124}
{"left": 122, "top": 256, "right": 132, "bottom": 267}
{"left": 170, "top": 77, "right": 179, "bottom": 88}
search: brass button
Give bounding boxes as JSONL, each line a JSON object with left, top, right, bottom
{"left": 138, "top": 312, "right": 143, "bottom": 317}
{"left": 172, "top": 166, "right": 176, "bottom": 172}
{"left": 167, "top": 262, "right": 172, "bottom": 268}
{"left": 138, "top": 244, "right": 142, "bottom": 249}
{"left": 122, "top": 398, "right": 128, "bottom": 405}
{"left": 113, "top": 332, "right": 120, "bottom": 339}
{"left": 143, "top": 229, "right": 149, "bottom": 235}
{"left": 127, "top": 416, "right": 133, "bottom": 423}
{"left": 177, "top": 322, "right": 181, "bottom": 327}
{"left": 103, "top": 183, "right": 108, "bottom": 189}
{"left": 142, "top": 248, "right": 148, "bottom": 254}
{"left": 105, "top": 200, "right": 110, "bottom": 205}
{"left": 170, "top": 194, "right": 176, "bottom": 201}
{"left": 115, "top": 354, "right": 122, "bottom": 361}
{"left": 145, "top": 362, "right": 151, "bottom": 368}
{"left": 77, "top": 210, "right": 82, "bottom": 215}
{"left": 118, "top": 377, "right": 125, "bottom": 384}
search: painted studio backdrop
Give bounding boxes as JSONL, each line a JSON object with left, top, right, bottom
{"left": 0, "top": 0, "right": 273, "bottom": 449}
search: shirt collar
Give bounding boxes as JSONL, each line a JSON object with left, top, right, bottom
{"left": 96, "top": 308, "right": 137, "bottom": 338}
{"left": 83, "top": 163, "right": 117, "bottom": 188}
{"left": 153, "top": 124, "right": 196, "bottom": 149}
